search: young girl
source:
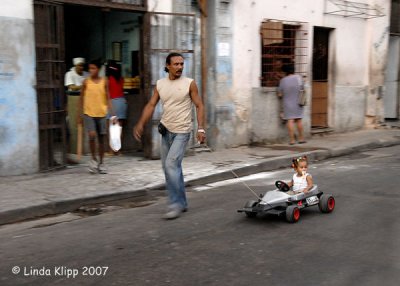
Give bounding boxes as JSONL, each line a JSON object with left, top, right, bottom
{"left": 78, "top": 59, "right": 114, "bottom": 174}
{"left": 287, "top": 156, "right": 313, "bottom": 194}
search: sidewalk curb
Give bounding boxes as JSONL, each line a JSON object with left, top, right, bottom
{"left": 1, "top": 137, "right": 400, "bottom": 225}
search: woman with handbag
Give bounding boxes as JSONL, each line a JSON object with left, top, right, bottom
{"left": 277, "top": 64, "right": 306, "bottom": 145}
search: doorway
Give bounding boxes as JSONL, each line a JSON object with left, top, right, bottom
{"left": 34, "top": 0, "right": 146, "bottom": 171}
{"left": 312, "top": 27, "right": 332, "bottom": 128}
{"left": 63, "top": 5, "right": 145, "bottom": 156}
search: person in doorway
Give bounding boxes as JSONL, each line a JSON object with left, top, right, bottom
{"left": 277, "top": 64, "right": 306, "bottom": 145}
{"left": 65, "top": 57, "right": 88, "bottom": 91}
{"left": 64, "top": 57, "right": 89, "bottom": 164}
{"left": 78, "top": 59, "right": 115, "bottom": 174}
{"left": 106, "top": 60, "right": 127, "bottom": 154}
{"left": 133, "top": 53, "right": 206, "bottom": 220}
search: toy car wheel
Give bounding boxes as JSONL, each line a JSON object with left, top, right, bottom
{"left": 244, "top": 200, "right": 258, "bottom": 218}
{"left": 319, "top": 194, "right": 335, "bottom": 213}
{"left": 286, "top": 205, "right": 300, "bottom": 223}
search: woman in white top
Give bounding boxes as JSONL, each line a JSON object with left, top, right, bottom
{"left": 287, "top": 156, "right": 313, "bottom": 194}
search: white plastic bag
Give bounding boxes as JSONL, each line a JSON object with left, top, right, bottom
{"left": 109, "top": 117, "right": 122, "bottom": 152}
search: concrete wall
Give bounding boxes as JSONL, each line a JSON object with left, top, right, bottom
{"left": 206, "top": 0, "right": 390, "bottom": 148}
{"left": 0, "top": 0, "right": 38, "bottom": 175}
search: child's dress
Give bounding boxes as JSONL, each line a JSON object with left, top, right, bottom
{"left": 292, "top": 173, "right": 311, "bottom": 193}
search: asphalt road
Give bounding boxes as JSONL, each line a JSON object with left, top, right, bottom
{"left": 1, "top": 145, "right": 400, "bottom": 286}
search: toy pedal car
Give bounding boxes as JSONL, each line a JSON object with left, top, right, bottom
{"left": 237, "top": 181, "right": 335, "bottom": 223}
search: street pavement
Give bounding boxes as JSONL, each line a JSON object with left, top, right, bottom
{"left": 0, "top": 128, "right": 400, "bottom": 225}
{"left": 0, "top": 145, "right": 399, "bottom": 286}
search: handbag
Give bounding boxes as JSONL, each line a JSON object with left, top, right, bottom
{"left": 297, "top": 75, "right": 307, "bottom": 107}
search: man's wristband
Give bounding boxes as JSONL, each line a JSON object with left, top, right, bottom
{"left": 197, "top": 129, "right": 206, "bottom": 134}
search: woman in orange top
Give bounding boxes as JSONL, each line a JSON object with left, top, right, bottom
{"left": 78, "top": 59, "right": 114, "bottom": 174}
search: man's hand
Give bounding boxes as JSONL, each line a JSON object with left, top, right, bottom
{"left": 197, "top": 129, "right": 206, "bottom": 144}
{"left": 133, "top": 124, "right": 144, "bottom": 142}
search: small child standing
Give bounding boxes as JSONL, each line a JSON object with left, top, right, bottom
{"left": 287, "top": 156, "right": 314, "bottom": 194}
{"left": 78, "top": 59, "right": 114, "bottom": 174}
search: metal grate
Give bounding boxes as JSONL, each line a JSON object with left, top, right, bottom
{"left": 34, "top": 1, "right": 67, "bottom": 171}
{"left": 143, "top": 12, "right": 197, "bottom": 158}
{"left": 325, "top": 0, "right": 385, "bottom": 19}
{"left": 260, "top": 20, "right": 308, "bottom": 87}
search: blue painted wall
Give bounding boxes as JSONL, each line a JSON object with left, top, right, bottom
{"left": 0, "top": 16, "right": 38, "bottom": 175}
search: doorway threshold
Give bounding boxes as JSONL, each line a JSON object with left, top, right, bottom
{"left": 311, "top": 127, "right": 334, "bottom": 136}
{"left": 384, "top": 120, "right": 400, "bottom": 129}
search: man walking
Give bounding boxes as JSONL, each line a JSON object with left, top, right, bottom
{"left": 134, "top": 53, "right": 206, "bottom": 220}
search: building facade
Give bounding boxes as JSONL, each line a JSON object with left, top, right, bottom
{"left": 0, "top": 0, "right": 204, "bottom": 175}
{"left": 0, "top": 0, "right": 398, "bottom": 175}
{"left": 205, "top": 0, "right": 394, "bottom": 148}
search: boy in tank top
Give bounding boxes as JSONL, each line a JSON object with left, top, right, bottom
{"left": 78, "top": 59, "right": 115, "bottom": 174}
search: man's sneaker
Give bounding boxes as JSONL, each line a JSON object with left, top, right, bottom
{"left": 163, "top": 208, "right": 181, "bottom": 220}
{"left": 88, "top": 160, "right": 98, "bottom": 174}
{"left": 98, "top": 163, "right": 108, "bottom": 174}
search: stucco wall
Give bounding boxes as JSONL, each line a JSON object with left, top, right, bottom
{"left": 0, "top": 0, "right": 38, "bottom": 175}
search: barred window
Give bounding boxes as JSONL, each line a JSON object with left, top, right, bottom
{"left": 260, "top": 20, "right": 308, "bottom": 87}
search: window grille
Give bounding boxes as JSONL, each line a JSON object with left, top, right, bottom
{"left": 260, "top": 20, "right": 308, "bottom": 87}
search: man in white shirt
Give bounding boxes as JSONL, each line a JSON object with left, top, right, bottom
{"left": 65, "top": 57, "right": 88, "bottom": 91}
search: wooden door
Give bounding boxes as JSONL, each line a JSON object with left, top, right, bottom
{"left": 312, "top": 27, "right": 331, "bottom": 128}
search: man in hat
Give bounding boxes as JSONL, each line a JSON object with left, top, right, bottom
{"left": 65, "top": 57, "right": 89, "bottom": 91}
{"left": 64, "top": 58, "right": 89, "bottom": 164}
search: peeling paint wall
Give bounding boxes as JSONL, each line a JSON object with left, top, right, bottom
{"left": 206, "top": 0, "right": 250, "bottom": 149}
{"left": 365, "top": 0, "right": 391, "bottom": 125}
{"left": 0, "top": 0, "right": 38, "bottom": 175}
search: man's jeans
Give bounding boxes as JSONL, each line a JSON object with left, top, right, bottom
{"left": 161, "top": 130, "right": 190, "bottom": 211}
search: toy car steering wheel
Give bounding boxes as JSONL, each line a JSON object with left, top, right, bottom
{"left": 275, "top": 181, "right": 290, "bottom": 192}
